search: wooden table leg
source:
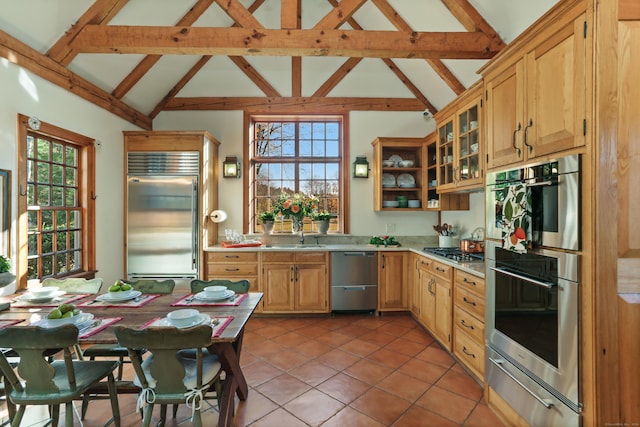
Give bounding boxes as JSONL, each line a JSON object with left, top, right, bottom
{"left": 208, "top": 341, "right": 249, "bottom": 427}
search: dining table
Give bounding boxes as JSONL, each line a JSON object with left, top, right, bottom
{"left": 0, "top": 289, "right": 263, "bottom": 427}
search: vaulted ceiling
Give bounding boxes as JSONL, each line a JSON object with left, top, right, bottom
{"left": 0, "top": 0, "right": 559, "bottom": 130}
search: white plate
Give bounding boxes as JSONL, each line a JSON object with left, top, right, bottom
{"left": 388, "top": 155, "right": 403, "bottom": 163}
{"left": 96, "top": 290, "right": 142, "bottom": 302}
{"left": 36, "top": 312, "right": 94, "bottom": 328}
{"left": 155, "top": 313, "right": 211, "bottom": 329}
{"left": 397, "top": 173, "right": 416, "bottom": 188}
{"left": 382, "top": 173, "right": 396, "bottom": 187}
{"left": 17, "top": 290, "right": 66, "bottom": 303}
{"left": 194, "top": 289, "right": 235, "bottom": 302}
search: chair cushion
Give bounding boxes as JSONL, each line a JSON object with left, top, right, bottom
{"left": 133, "top": 351, "right": 221, "bottom": 390}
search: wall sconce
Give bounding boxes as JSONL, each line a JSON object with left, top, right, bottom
{"left": 223, "top": 156, "right": 241, "bottom": 178}
{"left": 353, "top": 155, "right": 369, "bottom": 178}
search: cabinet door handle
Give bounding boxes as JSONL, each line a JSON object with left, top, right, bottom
{"left": 523, "top": 118, "right": 534, "bottom": 153}
{"left": 463, "top": 297, "right": 477, "bottom": 306}
{"left": 435, "top": 266, "right": 445, "bottom": 272}
{"left": 461, "top": 319, "right": 475, "bottom": 330}
{"left": 512, "top": 122, "right": 522, "bottom": 158}
{"left": 295, "top": 266, "right": 299, "bottom": 282}
{"left": 290, "top": 266, "right": 294, "bottom": 282}
{"left": 462, "top": 346, "right": 476, "bottom": 358}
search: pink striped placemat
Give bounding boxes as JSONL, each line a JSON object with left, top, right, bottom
{"left": 78, "top": 317, "right": 122, "bottom": 339}
{"left": 141, "top": 315, "right": 233, "bottom": 337}
{"left": 171, "top": 292, "right": 247, "bottom": 307}
{"left": 0, "top": 319, "right": 24, "bottom": 329}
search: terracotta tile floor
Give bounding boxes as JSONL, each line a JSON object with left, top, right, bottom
{"left": 0, "top": 313, "right": 507, "bottom": 426}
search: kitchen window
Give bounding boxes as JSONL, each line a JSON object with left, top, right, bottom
{"left": 16, "top": 115, "right": 96, "bottom": 284}
{"left": 249, "top": 115, "right": 348, "bottom": 234}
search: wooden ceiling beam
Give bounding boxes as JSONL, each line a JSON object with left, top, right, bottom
{"left": 229, "top": 56, "right": 281, "bottom": 97}
{"left": 46, "top": 0, "right": 130, "bottom": 66}
{"left": 440, "top": 0, "right": 506, "bottom": 49}
{"left": 313, "top": 0, "right": 368, "bottom": 29}
{"left": 372, "top": 0, "right": 466, "bottom": 96}
{"left": 281, "top": 0, "right": 299, "bottom": 29}
{"left": 149, "top": 55, "right": 212, "bottom": 119}
{"left": 70, "top": 26, "right": 501, "bottom": 59}
{"left": 213, "top": 0, "right": 263, "bottom": 28}
{"left": 164, "top": 96, "right": 426, "bottom": 113}
{"left": 0, "top": 29, "right": 151, "bottom": 129}
{"left": 382, "top": 58, "right": 436, "bottom": 113}
{"left": 111, "top": 0, "right": 217, "bottom": 99}
{"left": 312, "top": 57, "right": 362, "bottom": 97}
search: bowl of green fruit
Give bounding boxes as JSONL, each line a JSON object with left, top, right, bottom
{"left": 108, "top": 280, "right": 133, "bottom": 299}
{"left": 45, "top": 303, "right": 90, "bottom": 326}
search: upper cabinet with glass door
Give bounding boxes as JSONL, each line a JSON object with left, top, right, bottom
{"left": 435, "top": 83, "right": 484, "bottom": 193}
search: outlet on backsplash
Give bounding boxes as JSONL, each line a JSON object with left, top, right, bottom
{"left": 385, "top": 223, "right": 396, "bottom": 233}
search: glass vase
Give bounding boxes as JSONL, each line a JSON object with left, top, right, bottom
{"left": 291, "top": 217, "right": 303, "bottom": 234}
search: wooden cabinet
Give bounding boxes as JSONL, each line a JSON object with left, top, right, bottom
{"left": 378, "top": 251, "right": 408, "bottom": 311}
{"left": 372, "top": 136, "right": 469, "bottom": 212}
{"left": 206, "top": 251, "right": 261, "bottom": 312}
{"left": 260, "top": 251, "right": 328, "bottom": 313}
{"left": 435, "top": 82, "right": 484, "bottom": 193}
{"left": 413, "top": 254, "right": 453, "bottom": 350}
{"left": 453, "top": 269, "right": 486, "bottom": 379}
{"left": 409, "top": 253, "right": 421, "bottom": 316}
{"left": 482, "top": 9, "right": 588, "bottom": 170}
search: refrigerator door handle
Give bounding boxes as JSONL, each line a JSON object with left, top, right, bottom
{"left": 191, "top": 179, "right": 198, "bottom": 271}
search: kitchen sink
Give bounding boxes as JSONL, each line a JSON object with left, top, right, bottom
{"left": 264, "top": 244, "right": 326, "bottom": 248}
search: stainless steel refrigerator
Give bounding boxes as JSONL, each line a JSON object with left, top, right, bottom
{"left": 126, "top": 152, "right": 200, "bottom": 281}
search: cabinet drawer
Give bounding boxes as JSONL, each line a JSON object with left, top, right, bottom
{"left": 431, "top": 260, "right": 453, "bottom": 281}
{"left": 416, "top": 256, "right": 432, "bottom": 272}
{"left": 455, "top": 270, "right": 485, "bottom": 295}
{"left": 454, "top": 328, "right": 485, "bottom": 377}
{"left": 294, "top": 251, "right": 327, "bottom": 263}
{"left": 455, "top": 285, "right": 485, "bottom": 320}
{"left": 454, "top": 305, "right": 485, "bottom": 344}
{"left": 262, "top": 252, "right": 294, "bottom": 263}
{"left": 208, "top": 252, "right": 258, "bottom": 263}
{"left": 208, "top": 263, "right": 257, "bottom": 276}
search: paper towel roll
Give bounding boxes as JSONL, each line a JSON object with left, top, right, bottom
{"left": 209, "top": 210, "right": 228, "bottom": 223}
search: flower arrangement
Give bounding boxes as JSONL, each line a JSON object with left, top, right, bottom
{"left": 369, "top": 235, "right": 400, "bottom": 247}
{"left": 312, "top": 211, "right": 332, "bottom": 221}
{"left": 273, "top": 193, "right": 319, "bottom": 220}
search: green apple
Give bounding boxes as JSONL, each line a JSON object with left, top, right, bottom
{"left": 47, "top": 308, "right": 62, "bottom": 319}
{"left": 120, "top": 283, "right": 132, "bottom": 291}
{"left": 109, "top": 284, "right": 121, "bottom": 292}
{"left": 61, "top": 310, "right": 73, "bottom": 318}
{"left": 59, "top": 303, "right": 75, "bottom": 313}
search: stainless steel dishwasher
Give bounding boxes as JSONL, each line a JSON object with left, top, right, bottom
{"left": 331, "top": 251, "right": 378, "bottom": 312}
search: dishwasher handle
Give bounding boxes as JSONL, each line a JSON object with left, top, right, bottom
{"left": 341, "top": 252, "right": 376, "bottom": 257}
{"left": 337, "top": 285, "right": 372, "bottom": 291}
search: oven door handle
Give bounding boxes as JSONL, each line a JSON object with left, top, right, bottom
{"left": 489, "top": 267, "right": 554, "bottom": 289}
{"left": 526, "top": 180, "right": 555, "bottom": 187}
{"left": 489, "top": 358, "right": 555, "bottom": 409}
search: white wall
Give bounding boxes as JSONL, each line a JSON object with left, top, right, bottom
{"left": 0, "top": 58, "right": 141, "bottom": 288}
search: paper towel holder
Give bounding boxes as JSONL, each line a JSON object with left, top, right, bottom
{"left": 209, "top": 210, "right": 228, "bottom": 223}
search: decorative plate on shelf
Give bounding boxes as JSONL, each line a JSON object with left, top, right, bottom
{"left": 382, "top": 173, "right": 396, "bottom": 187}
{"left": 397, "top": 173, "right": 416, "bottom": 188}
{"left": 388, "top": 155, "right": 403, "bottom": 164}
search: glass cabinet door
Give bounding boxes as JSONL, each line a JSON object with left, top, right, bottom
{"left": 457, "top": 104, "right": 481, "bottom": 185}
{"left": 438, "top": 120, "right": 455, "bottom": 187}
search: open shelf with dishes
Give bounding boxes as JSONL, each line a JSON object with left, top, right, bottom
{"left": 372, "top": 135, "right": 470, "bottom": 212}
{"left": 372, "top": 137, "right": 426, "bottom": 211}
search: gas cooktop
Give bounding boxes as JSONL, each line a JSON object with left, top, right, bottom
{"left": 422, "top": 247, "right": 484, "bottom": 263}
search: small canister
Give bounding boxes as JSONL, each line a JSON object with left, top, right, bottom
{"left": 396, "top": 195, "right": 408, "bottom": 208}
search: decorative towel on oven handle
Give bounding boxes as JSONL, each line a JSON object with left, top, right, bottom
{"left": 501, "top": 183, "right": 531, "bottom": 253}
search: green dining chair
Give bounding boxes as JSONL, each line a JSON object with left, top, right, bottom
{"left": 80, "top": 278, "right": 176, "bottom": 419}
{"left": 0, "top": 324, "right": 120, "bottom": 427}
{"left": 115, "top": 324, "right": 222, "bottom": 427}
{"left": 190, "top": 279, "right": 250, "bottom": 294}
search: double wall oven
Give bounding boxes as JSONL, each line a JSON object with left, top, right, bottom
{"left": 485, "top": 154, "right": 582, "bottom": 427}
